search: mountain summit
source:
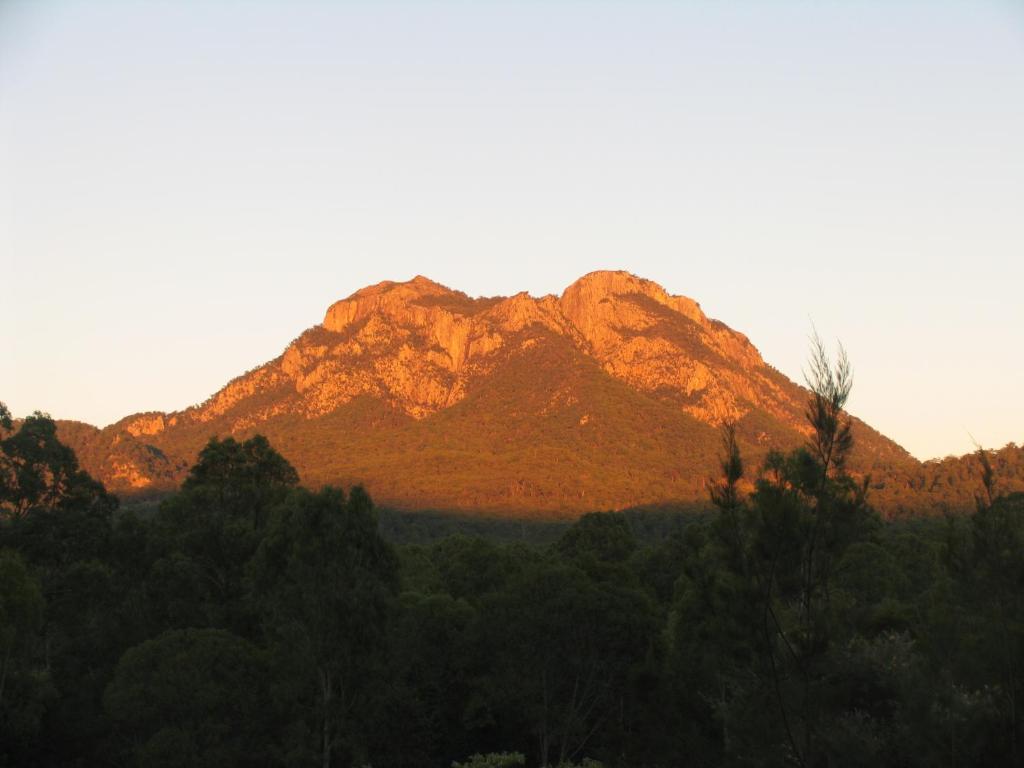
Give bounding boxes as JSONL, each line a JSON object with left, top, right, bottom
{"left": 196, "top": 270, "right": 805, "bottom": 428}
{"left": 60, "top": 271, "right": 915, "bottom": 515}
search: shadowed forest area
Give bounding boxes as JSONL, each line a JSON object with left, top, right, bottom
{"left": 2, "top": 343, "right": 1024, "bottom": 768}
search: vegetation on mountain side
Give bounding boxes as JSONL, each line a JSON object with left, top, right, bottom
{"left": 1, "top": 339, "right": 1022, "bottom": 767}
{"left": 50, "top": 272, "right": 931, "bottom": 516}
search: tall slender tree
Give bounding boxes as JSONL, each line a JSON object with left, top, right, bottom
{"left": 250, "top": 486, "right": 398, "bottom": 768}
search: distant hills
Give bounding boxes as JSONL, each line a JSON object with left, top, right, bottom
{"left": 55, "top": 271, "right": 1021, "bottom": 517}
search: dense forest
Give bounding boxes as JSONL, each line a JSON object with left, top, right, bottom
{"left": 2, "top": 348, "right": 1024, "bottom": 768}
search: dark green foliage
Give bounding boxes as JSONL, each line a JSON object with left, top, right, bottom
{"left": 0, "top": 413, "right": 124, "bottom": 765}
{"left": 452, "top": 754, "right": 526, "bottom": 768}
{"left": 947, "top": 491, "right": 1024, "bottom": 762}
{"left": 3, "top": 396, "right": 1024, "bottom": 767}
{"left": 250, "top": 485, "right": 398, "bottom": 768}
{"left": 373, "top": 592, "right": 477, "bottom": 766}
{"left": 104, "top": 628, "right": 274, "bottom": 767}
{"left": 429, "top": 535, "right": 533, "bottom": 605}
{"left": 146, "top": 435, "right": 300, "bottom": 635}
{"left": 452, "top": 757, "right": 524, "bottom": 768}
{"left": 1, "top": 410, "right": 117, "bottom": 519}
{"left": 556, "top": 511, "right": 637, "bottom": 569}
{"left": 476, "top": 560, "right": 657, "bottom": 767}
{"left": 0, "top": 549, "right": 50, "bottom": 759}
{"left": 669, "top": 338, "right": 887, "bottom": 766}
{"left": 183, "top": 435, "right": 299, "bottom": 529}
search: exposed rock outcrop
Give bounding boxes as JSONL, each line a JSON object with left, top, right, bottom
{"left": 59, "top": 271, "right": 915, "bottom": 513}
{"left": 207, "top": 270, "right": 808, "bottom": 429}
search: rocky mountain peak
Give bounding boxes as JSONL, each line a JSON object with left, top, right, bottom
{"left": 63, "top": 272, "right": 914, "bottom": 512}
{"left": 278, "top": 272, "right": 779, "bottom": 426}
{"left": 560, "top": 270, "right": 705, "bottom": 324}
{"left": 322, "top": 275, "right": 465, "bottom": 333}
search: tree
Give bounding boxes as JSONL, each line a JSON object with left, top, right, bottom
{"left": 182, "top": 435, "right": 299, "bottom": 531}
{"left": 104, "top": 628, "right": 274, "bottom": 767}
{"left": 478, "top": 560, "right": 656, "bottom": 767}
{"left": 696, "top": 335, "right": 878, "bottom": 766}
{"left": 0, "top": 414, "right": 126, "bottom": 763}
{"left": 249, "top": 486, "right": 398, "bottom": 768}
{"left": 371, "top": 592, "right": 478, "bottom": 767}
{"left": 0, "top": 549, "right": 50, "bottom": 761}
{"left": 555, "top": 511, "right": 637, "bottom": 582}
{"left": 149, "top": 435, "right": 299, "bottom": 633}
{"left": 0, "top": 411, "right": 116, "bottom": 519}
{"left": 452, "top": 753, "right": 526, "bottom": 768}
{"left": 956, "top": 490, "right": 1024, "bottom": 762}
{"left": 429, "top": 535, "right": 531, "bottom": 606}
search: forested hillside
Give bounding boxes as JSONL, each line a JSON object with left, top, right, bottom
{"left": 4, "top": 354, "right": 1024, "bottom": 767}
{"left": 52, "top": 272, "right": 920, "bottom": 516}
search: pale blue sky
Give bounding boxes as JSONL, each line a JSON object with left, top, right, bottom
{"left": 1, "top": 1, "right": 1022, "bottom": 460}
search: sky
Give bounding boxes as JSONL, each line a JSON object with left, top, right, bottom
{"left": 1, "top": 1, "right": 1022, "bottom": 461}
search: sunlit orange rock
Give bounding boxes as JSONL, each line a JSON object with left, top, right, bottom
{"left": 58, "top": 271, "right": 915, "bottom": 513}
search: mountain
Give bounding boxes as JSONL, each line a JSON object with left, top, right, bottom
{"left": 58, "top": 270, "right": 930, "bottom": 517}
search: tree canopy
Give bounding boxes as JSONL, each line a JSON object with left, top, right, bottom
{"left": 2, "top": 357, "right": 1023, "bottom": 767}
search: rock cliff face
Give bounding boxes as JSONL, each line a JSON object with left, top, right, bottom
{"left": 193, "top": 271, "right": 807, "bottom": 429}
{"left": 57, "top": 271, "right": 916, "bottom": 515}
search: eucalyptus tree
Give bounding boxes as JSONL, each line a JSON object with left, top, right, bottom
{"left": 250, "top": 485, "right": 398, "bottom": 768}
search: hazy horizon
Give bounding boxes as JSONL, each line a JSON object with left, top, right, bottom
{"left": 2, "top": 1, "right": 1022, "bottom": 461}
